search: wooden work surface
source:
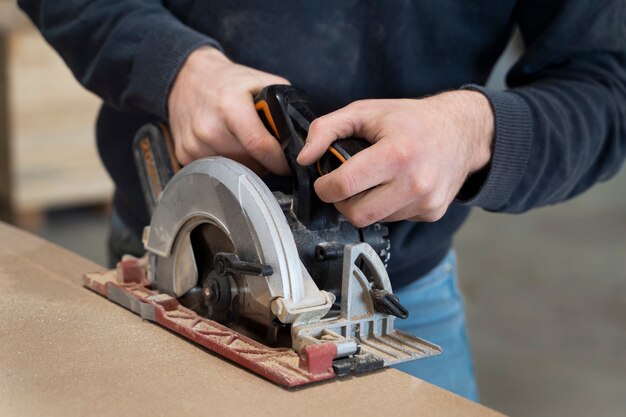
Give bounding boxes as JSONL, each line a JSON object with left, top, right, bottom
{"left": 0, "top": 222, "right": 503, "bottom": 417}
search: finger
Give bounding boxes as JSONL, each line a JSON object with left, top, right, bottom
{"left": 212, "top": 128, "right": 267, "bottom": 173}
{"left": 313, "top": 143, "right": 395, "bottom": 203}
{"left": 188, "top": 139, "right": 217, "bottom": 159}
{"left": 172, "top": 130, "right": 193, "bottom": 165}
{"left": 297, "top": 102, "right": 377, "bottom": 166}
{"left": 333, "top": 181, "right": 413, "bottom": 228}
{"left": 297, "top": 111, "right": 360, "bottom": 166}
{"left": 224, "top": 94, "right": 289, "bottom": 175}
{"left": 383, "top": 201, "right": 448, "bottom": 223}
{"left": 177, "top": 133, "right": 266, "bottom": 174}
{"left": 224, "top": 152, "right": 267, "bottom": 175}
{"left": 212, "top": 137, "right": 267, "bottom": 174}
{"left": 175, "top": 135, "right": 216, "bottom": 165}
{"left": 381, "top": 203, "right": 420, "bottom": 222}
{"left": 194, "top": 119, "right": 267, "bottom": 174}
{"left": 382, "top": 186, "right": 451, "bottom": 223}
{"left": 204, "top": 120, "right": 250, "bottom": 158}
{"left": 175, "top": 147, "right": 193, "bottom": 166}
{"left": 255, "top": 72, "right": 291, "bottom": 87}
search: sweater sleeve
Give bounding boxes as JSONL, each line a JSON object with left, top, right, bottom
{"left": 458, "top": 0, "right": 626, "bottom": 213}
{"left": 17, "top": 0, "right": 222, "bottom": 120}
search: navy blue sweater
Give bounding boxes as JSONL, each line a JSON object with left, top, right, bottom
{"left": 19, "top": 1, "right": 626, "bottom": 286}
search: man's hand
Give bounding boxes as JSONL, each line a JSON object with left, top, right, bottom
{"left": 168, "top": 46, "right": 290, "bottom": 174}
{"left": 297, "top": 91, "right": 494, "bottom": 227}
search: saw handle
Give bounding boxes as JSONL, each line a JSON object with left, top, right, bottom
{"left": 254, "top": 85, "right": 370, "bottom": 176}
{"left": 254, "top": 85, "right": 371, "bottom": 227}
{"left": 317, "top": 138, "right": 370, "bottom": 175}
{"left": 254, "top": 85, "right": 319, "bottom": 226}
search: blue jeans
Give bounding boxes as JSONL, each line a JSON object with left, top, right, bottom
{"left": 393, "top": 251, "right": 479, "bottom": 402}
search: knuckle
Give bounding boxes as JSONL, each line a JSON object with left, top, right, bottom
{"left": 420, "top": 196, "right": 441, "bottom": 213}
{"left": 240, "top": 130, "right": 268, "bottom": 154}
{"left": 182, "top": 139, "right": 201, "bottom": 158}
{"left": 387, "top": 145, "right": 411, "bottom": 167}
{"left": 336, "top": 173, "right": 359, "bottom": 198}
{"left": 348, "top": 210, "right": 376, "bottom": 228}
{"left": 272, "top": 75, "right": 290, "bottom": 85}
{"left": 408, "top": 175, "right": 430, "bottom": 197}
{"left": 419, "top": 186, "right": 446, "bottom": 212}
{"left": 175, "top": 147, "right": 191, "bottom": 165}
{"left": 421, "top": 207, "right": 446, "bottom": 223}
{"left": 309, "top": 117, "right": 327, "bottom": 135}
{"left": 191, "top": 119, "right": 220, "bottom": 141}
{"left": 339, "top": 202, "right": 377, "bottom": 228}
{"left": 217, "top": 93, "right": 239, "bottom": 114}
{"left": 347, "top": 100, "right": 368, "bottom": 112}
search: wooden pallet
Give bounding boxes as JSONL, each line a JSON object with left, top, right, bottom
{"left": 0, "top": 2, "right": 114, "bottom": 229}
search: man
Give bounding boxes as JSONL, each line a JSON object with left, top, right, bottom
{"left": 19, "top": 0, "right": 626, "bottom": 401}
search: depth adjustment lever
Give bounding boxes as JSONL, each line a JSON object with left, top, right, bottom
{"left": 214, "top": 252, "right": 273, "bottom": 277}
{"left": 370, "top": 288, "right": 409, "bottom": 319}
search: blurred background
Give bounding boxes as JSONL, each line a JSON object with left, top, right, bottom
{"left": 0, "top": 2, "right": 624, "bottom": 416}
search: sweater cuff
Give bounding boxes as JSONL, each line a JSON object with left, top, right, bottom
{"left": 129, "top": 19, "right": 223, "bottom": 120}
{"left": 455, "top": 85, "right": 534, "bottom": 210}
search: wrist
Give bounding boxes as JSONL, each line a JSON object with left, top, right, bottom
{"left": 454, "top": 90, "right": 494, "bottom": 174}
{"left": 425, "top": 90, "right": 494, "bottom": 176}
{"left": 183, "top": 45, "right": 232, "bottom": 76}
{"left": 168, "top": 46, "right": 231, "bottom": 115}
{"left": 448, "top": 90, "right": 493, "bottom": 202}
{"left": 467, "top": 90, "right": 495, "bottom": 174}
{"left": 190, "top": 45, "right": 230, "bottom": 63}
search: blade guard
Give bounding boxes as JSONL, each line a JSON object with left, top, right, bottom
{"left": 143, "top": 157, "right": 334, "bottom": 327}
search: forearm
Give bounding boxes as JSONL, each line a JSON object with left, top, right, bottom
{"left": 458, "top": 0, "right": 626, "bottom": 213}
{"left": 461, "top": 56, "right": 626, "bottom": 213}
{"left": 18, "top": 0, "right": 221, "bottom": 118}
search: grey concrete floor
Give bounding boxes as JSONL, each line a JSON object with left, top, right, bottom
{"left": 457, "top": 166, "right": 626, "bottom": 416}
{"left": 33, "top": 164, "right": 626, "bottom": 417}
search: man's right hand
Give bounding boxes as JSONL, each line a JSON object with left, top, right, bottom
{"left": 167, "top": 46, "right": 290, "bottom": 175}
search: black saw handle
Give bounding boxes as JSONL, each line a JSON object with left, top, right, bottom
{"left": 254, "top": 85, "right": 370, "bottom": 176}
{"left": 254, "top": 85, "right": 370, "bottom": 226}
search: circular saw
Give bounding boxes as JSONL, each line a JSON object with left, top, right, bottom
{"left": 84, "top": 85, "right": 441, "bottom": 387}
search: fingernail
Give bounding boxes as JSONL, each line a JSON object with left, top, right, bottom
{"left": 297, "top": 142, "right": 310, "bottom": 164}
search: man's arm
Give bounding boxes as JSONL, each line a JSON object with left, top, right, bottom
{"left": 19, "top": 1, "right": 289, "bottom": 174}
{"left": 461, "top": 0, "right": 626, "bottom": 213}
{"left": 299, "top": 0, "right": 626, "bottom": 225}
{"left": 18, "top": 0, "right": 217, "bottom": 120}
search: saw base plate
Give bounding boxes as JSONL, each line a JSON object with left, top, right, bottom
{"left": 83, "top": 258, "right": 340, "bottom": 388}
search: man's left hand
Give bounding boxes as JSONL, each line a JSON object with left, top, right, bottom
{"left": 297, "top": 91, "right": 494, "bottom": 227}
